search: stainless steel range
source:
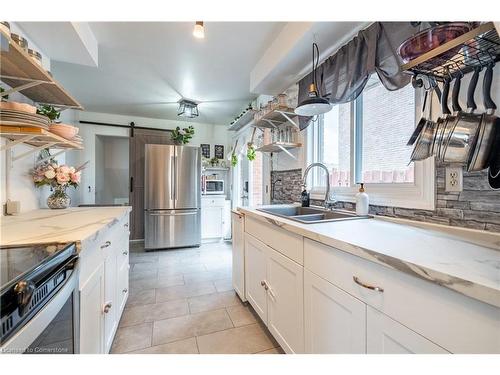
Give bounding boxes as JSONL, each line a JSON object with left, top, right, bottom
{"left": 0, "top": 242, "right": 79, "bottom": 354}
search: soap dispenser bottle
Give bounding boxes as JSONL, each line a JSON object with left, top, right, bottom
{"left": 355, "top": 183, "right": 369, "bottom": 216}
{"left": 300, "top": 185, "right": 310, "bottom": 207}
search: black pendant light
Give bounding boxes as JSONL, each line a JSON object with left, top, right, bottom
{"left": 295, "top": 43, "right": 332, "bottom": 117}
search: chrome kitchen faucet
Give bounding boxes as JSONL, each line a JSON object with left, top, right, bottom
{"left": 302, "top": 163, "right": 336, "bottom": 209}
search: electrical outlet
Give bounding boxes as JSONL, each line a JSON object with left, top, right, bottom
{"left": 445, "top": 167, "right": 463, "bottom": 192}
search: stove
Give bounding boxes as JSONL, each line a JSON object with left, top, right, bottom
{"left": 0, "top": 242, "right": 78, "bottom": 349}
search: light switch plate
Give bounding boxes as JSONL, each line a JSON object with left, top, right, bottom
{"left": 445, "top": 167, "right": 463, "bottom": 192}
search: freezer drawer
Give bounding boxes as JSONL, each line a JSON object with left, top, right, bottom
{"left": 144, "top": 209, "right": 201, "bottom": 250}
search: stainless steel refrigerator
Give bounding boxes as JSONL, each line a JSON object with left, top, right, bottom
{"left": 144, "top": 144, "right": 201, "bottom": 250}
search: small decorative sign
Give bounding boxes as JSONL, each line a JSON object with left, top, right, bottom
{"left": 214, "top": 144, "right": 224, "bottom": 159}
{"left": 201, "top": 144, "right": 210, "bottom": 158}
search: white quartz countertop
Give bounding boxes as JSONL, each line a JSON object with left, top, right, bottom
{"left": 239, "top": 205, "right": 500, "bottom": 308}
{"left": 0, "top": 207, "right": 131, "bottom": 246}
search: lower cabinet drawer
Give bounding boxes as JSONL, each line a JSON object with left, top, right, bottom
{"left": 245, "top": 215, "right": 303, "bottom": 265}
{"left": 304, "top": 238, "right": 500, "bottom": 353}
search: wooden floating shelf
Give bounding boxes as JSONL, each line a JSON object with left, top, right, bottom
{"left": 203, "top": 166, "right": 230, "bottom": 171}
{"left": 0, "top": 28, "right": 83, "bottom": 109}
{"left": 228, "top": 109, "right": 255, "bottom": 131}
{"left": 253, "top": 107, "right": 298, "bottom": 129}
{"left": 256, "top": 142, "right": 302, "bottom": 153}
{"left": 0, "top": 127, "right": 83, "bottom": 151}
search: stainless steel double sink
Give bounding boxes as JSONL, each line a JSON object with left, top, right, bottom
{"left": 256, "top": 205, "right": 371, "bottom": 224}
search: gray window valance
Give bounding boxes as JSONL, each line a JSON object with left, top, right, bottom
{"left": 297, "top": 22, "right": 419, "bottom": 130}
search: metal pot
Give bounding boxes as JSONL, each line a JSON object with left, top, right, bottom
{"left": 468, "top": 63, "right": 499, "bottom": 172}
{"left": 441, "top": 66, "right": 482, "bottom": 164}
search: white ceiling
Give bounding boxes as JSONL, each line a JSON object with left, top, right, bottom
{"left": 47, "top": 22, "right": 285, "bottom": 125}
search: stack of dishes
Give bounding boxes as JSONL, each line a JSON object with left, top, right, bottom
{"left": 0, "top": 109, "right": 50, "bottom": 130}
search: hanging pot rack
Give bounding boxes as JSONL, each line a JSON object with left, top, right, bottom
{"left": 402, "top": 22, "right": 500, "bottom": 82}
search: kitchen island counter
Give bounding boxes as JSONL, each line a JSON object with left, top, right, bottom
{"left": 0, "top": 207, "right": 131, "bottom": 247}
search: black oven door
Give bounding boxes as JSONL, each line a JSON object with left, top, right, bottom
{"left": 0, "top": 270, "right": 79, "bottom": 354}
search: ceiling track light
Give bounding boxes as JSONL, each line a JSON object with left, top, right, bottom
{"left": 295, "top": 42, "right": 333, "bottom": 117}
{"left": 177, "top": 99, "right": 199, "bottom": 118}
{"left": 193, "top": 21, "right": 205, "bottom": 39}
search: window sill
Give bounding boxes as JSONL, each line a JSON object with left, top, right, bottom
{"left": 309, "top": 159, "right": 435, "bottom": 211}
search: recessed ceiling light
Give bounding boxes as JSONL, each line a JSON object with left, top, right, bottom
{"left": 193, "top": 21, "right": 204, "bottom": 39}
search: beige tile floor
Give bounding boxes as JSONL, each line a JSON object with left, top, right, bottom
{"left": 111, "top": 241, "right": 284, "bottom": 354}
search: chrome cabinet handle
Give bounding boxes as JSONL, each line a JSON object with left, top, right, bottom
{"left": 100, "top": 241, "right": 111, "bottom": 249}
{"left": 123, "top": 251, "right": 128, "bottom": 255}
{"left": 122, "top": 288, "right": 128, "bottom": 294}
{"left": 353, "top": 276, "right": 384, "bottom": 293}
{"left": 103, "top": 302, "right": 112, "bottom": 313}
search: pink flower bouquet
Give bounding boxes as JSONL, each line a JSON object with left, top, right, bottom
{"left": 32, "top": 161, "right": 87, "bottom": 189}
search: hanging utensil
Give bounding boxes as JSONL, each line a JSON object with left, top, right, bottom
{"left": 441, "top": 66, "right": 482, "bottom": 164}
{"left": 437, "top": 73, "right": 463, "bottom": 160}
{"left": 432, "top": 77, "right": 452, "bottom": 157}
{"left": 407, "top": 90, "right": 429, "bottom": 146}
{"left": 468, "top": 63, "right": 499, "bottom": 172}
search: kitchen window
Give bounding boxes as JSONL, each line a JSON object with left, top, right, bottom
{"left": 306, "top": 74, "right": 435, "bottom": 210}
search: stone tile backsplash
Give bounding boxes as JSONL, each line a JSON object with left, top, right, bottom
{"left": 270, "top": 165, "right": 500, "bottom": 232}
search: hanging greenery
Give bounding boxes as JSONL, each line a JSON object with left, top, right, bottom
{"left": 247, "top": 143, "right": 256, "bottom": 161}
{"left": 171, "top": 125, "right": 195, "bottom": 144}
{"left": 231, "top": 151, "right": 238, "bottom": 167}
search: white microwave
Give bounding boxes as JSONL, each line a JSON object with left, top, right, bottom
{"left": 204, "top": 179, "right": 224, "bottom": 195}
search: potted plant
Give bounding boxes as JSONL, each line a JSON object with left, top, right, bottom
{"left": 247, "top": 143, "right": 256, "bottom": 161}
{"left": 209, "top": 157, "right": 219, "bottom": 167}
{"left": 37, "top": 104, "right": 60, "bottom": 122}
{"left": 31, "top": 160, "right": 87, "bottom": 209}
{"left": 171, "top": 125, "right": 195, "bottom": 144}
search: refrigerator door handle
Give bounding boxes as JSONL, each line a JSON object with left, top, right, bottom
{"left": 170, "top": 155, "right": 175, "bottom": 200}
{"left": 174, "top": 155, "right": 178, "bottom": 202}
{"left": 148, "top": 210, "right": 198, "bottom": 217}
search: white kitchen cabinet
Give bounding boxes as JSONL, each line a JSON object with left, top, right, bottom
{"left": 244, "top": 233, "right": 304, "bottom": 353}
{"left": 267, "top": 246, "right": 304, "bottom": 353}
{"left": 103, "top": 243, "right": 118, "bottom": 353}
{"left": 79, "top": 263, "right": 105, "bottom": 354}
{"left": 304, "top": 269, "right": 366, "bottom": 354}
{"left": 79, "top": 214, "right": 130, "bottom": 354}
{"left": 231, "top": 211, "right": 246, "bottom": 301}
{"left": 244, "top": 233, "right": 268, "bottom": 322}
{"left": 367, "top": 306, "right": 448, "bottom": 354}
{"left": 202, "top": 206, "right": 223, "bottom": 238}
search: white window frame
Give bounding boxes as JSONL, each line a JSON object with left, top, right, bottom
{"left": 305, "top": 87, "right": 435, "bottom": 211}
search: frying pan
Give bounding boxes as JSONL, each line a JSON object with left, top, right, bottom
{"left": 441, "top": 66, "right": 482, "bottom": 164}
{"left": 468, "top": 63, "right": 499, "bottom": 172}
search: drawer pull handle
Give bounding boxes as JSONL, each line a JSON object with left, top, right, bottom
{"left": 101, "top": 241, "right": 111, "bottom": 249}
{"left": 123, "top": 251, "right": 128, "bottom": 255}
{"left": 103, "top": 302, "right": 112, "bottom": 313}
{"left": 122, "top": 288, "right": 128, "bottom": 294}
{"left": 260, "top": 280, "right": 268, "bottom": 290}
{"left": 353, "top": 276, "right": 384, "bottom": 293}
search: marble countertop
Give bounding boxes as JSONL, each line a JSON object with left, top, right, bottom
{"left": 0, "top": 207, "right": 132, "bottom": 247}
{"left": 239, "top": 205, "right": 500, "bottom": 308}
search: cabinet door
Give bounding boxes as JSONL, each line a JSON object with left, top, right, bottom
{"left": 116, "top": 259, "right": 129, "bottom": 314}
{"left": 267, "top": 247, "right": 304, "bottom": 353}
{"left": 304, "top": 269, "right": 366, "bottom": 354}
{"left": 244, "top": 234, "right": 268, "bottom": 322}
{"left": 231, "top": 212, "right": 246, "bottom": 301}
{"left": 103, "top": 251, "right": 118, "bottom": 353}
{"left": 80, "top": 263, "right": 105, "bottom": 354}
{"left": 201, "top": 207, "right": 223, "bottom": 238}
{"left": 367, "top": 306, "right": 448, "bottom": 354}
